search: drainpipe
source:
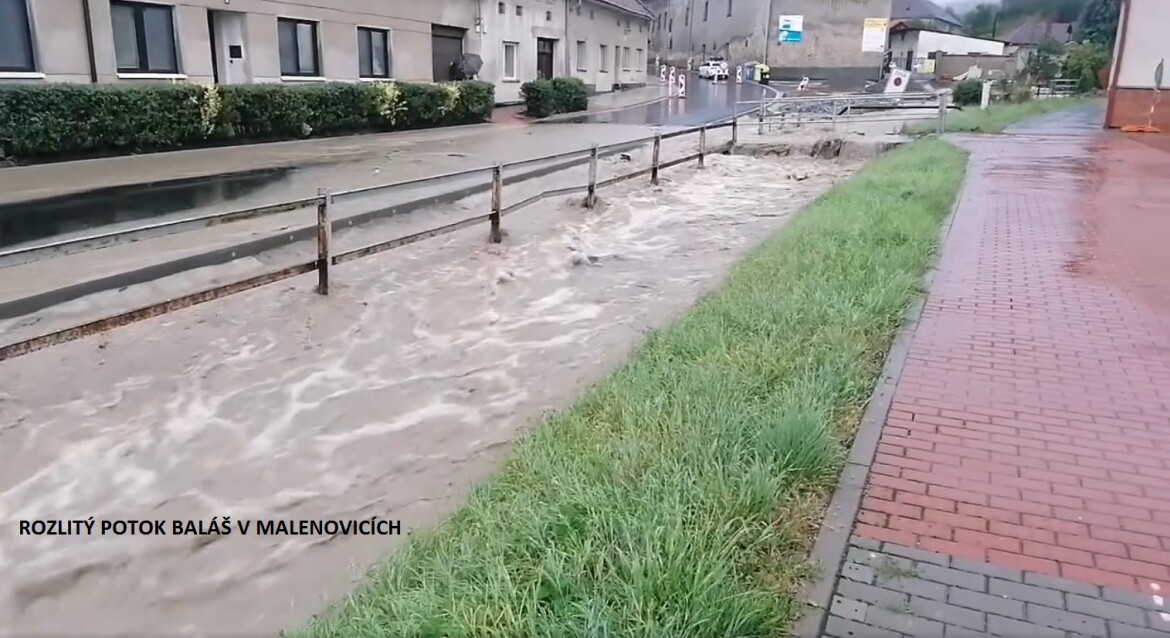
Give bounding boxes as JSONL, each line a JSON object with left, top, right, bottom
{"left": 564, "top": 0, "right": 571, "bottom": 76}
{"left": 81, "top": 0, "right": 98, "bottom": 83}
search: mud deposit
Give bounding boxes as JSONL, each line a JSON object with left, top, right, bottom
{"left": 0, "top": 154, "right": 860, "bottom": 635}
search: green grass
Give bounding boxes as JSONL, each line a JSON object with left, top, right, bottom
{"left": 299, "top": 140, "right": 969, "bottom": 638}
{"left": 908, "top": 97, "right": 1093, "bottom": 135}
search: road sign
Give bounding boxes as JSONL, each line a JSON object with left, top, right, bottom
{"left": 885, "top": 68, "right": 910, "bottom": 94}
{"left": 778, "top": 15, "right": 803, "bottom": 44}
{"left": 678, "top": 74, "right": 687, "bottom": 98}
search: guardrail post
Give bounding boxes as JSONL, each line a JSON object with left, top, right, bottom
{"left": 731, "top": 116, "right": 738, "bottom": 148}
{"left": 316, "top": 188, "right": 332, "bottom": 295}
{"left": 757, "top": 105, "right": 765, "bottom": 136}
{"left": 586, "top": 144, "right": 598, "bottom": 208}
{"left": 698, "top": 125, "right": 707, "bottom": 169}
{"left": 490, "top": 164, "right": 503, "bottom": 243}
{"left": 651, "top": 134, "right": 661, "bottom": 185}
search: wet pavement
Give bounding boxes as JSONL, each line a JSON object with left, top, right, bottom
{"left": 815, "top": 128, "right": 1170, "bottom": 636}
{"left": 567, "top": 75, "right": 784, "bottom": 126}
{"left": 0, "top": 152, "right": 862, "bottom": 636}
{"left": 1003, "top": 99, "right": 1106, "bottom": 136}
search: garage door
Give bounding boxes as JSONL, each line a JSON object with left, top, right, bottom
{"left": 431, "top": 25, "right": 465, "bottom": 82}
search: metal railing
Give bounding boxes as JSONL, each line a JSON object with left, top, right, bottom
{"left": 735, "top": 91, "right": 951, "bottom": 135}
{"left": 0, "top": 119, "right": 740, "bottom": 362}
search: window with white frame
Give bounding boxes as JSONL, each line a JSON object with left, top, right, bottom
{"left": 111, "top": 0, "right": 178, "bottom": 74}
{"left": 599, "top": 44, "right": 608, "bottom": 72}
{"left": 278, "top": 17, "right": 320, "bottom": 77}
{"left": 635, "top": 48, "right": 643, "bottom": 71}
{"left": 0, "top": 0, "right": 35, "bottom": 72}
{"left": 576, "top": 40, "right": 587, "bottom": 71}
{"left": 503, "top": 41, "right": 518, "bottom": 80}
{"left": 621, "top": 47, "right": 630, "bottom": 71}
{"left": 357, "top": 27, "right": 390, "bottom": 78}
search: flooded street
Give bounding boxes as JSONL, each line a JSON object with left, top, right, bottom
{"left": 0, "top": 153, "right": 860, "bottom": 635}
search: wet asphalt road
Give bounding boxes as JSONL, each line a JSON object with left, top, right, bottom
{"left": 1003, "top": 99, "right": 1106, "bottom": 136}
{"left": 572, "top": 74, "right": 785, "bottom": 127}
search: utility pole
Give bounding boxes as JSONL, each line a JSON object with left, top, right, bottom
{"left": 763, "top": 0, "right": 776, "bottom": 65}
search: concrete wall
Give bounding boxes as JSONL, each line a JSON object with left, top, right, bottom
{"left": 1106, "top": 0, "right": 1169, "bottom": 129}
{"left": 935, "top": 53, "right": 1016, "bottom": 80}
{"left": 1112, "top": 0, "right": 1167, "bottom": 89}
{"left": 3, "top": 0, "right": 477, "bottom": 85}
{"left": 479, "top": 0, "right": 651, "bottom": 103}
{"left": 649, "top": 0, "right": 892, "bottom": 86}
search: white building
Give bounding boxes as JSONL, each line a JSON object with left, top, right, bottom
{"left": 0, "top": 0, "right": 649, "bottom": 105}
{"left": 479, "top": 0, "right": 652, "bottom": 104}
{"left": 886, "top": 21, "right": 1004, "bottom": 73}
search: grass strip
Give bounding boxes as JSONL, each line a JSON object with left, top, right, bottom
{"left": 301, "top": 140, "right": 969, "bottom": 638}
{"left": 908, "top": 96, "right": 1092, "bottom": 135}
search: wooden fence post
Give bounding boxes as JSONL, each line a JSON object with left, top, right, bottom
{"left": 698, "top": 125, "right": 707, "bottom": 168}
{"left": 586, "top": 144, "right": 598, "bottom": 208}
{"left": 651, "top": 134, "right": 661, "bottom": 185}
{"left": 490, "top": 164, "right": 503, "bottom": 243}
{"left": 316, "top": 188, "right": 332, "bottom": 295}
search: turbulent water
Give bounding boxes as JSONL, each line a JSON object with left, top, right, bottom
{"left": 0, "top": 154, "right": 859, "bottom": 636}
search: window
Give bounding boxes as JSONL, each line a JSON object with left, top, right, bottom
{"left": 546, "top": 10, "right": 552, "bottom": 21}
{"left": 278, "top": 18, "right": 320, "bottom": 77}
{"left": 576, "top": 40, "right": 587, "bottom": 71}
{"left": 515, "top": 4, "right": 522, "bottom": 16}
{"left": 727, "top": 0, "right": 733, "bottom": 17}
{"left": 636, "top": 48, "right": 643, "bottom": 70}
{"left": 0, "top": 0, "right": 35, "bottom": 72}
{"left": 497, "top": 2, "right": 505, "bottom": 13}
{"left": 599, "top": 44, "right": 608, "bottom": 72}
{"left": 621, "top": 47, "right": 629, "bottom": 70}
{"left": 357, "top": 27, "right": 390, "bottom": 78}
{"left": 502, "top": 41, "right": 518, "bottom": 80}
{"left": 111, "top": 1, "right": 178, "bottom": 74}
{"left": 703, "top": 1, "right": 709, "bottom": 21}
{"left": 669, "top": 18, "right": 673, "bottom": 32}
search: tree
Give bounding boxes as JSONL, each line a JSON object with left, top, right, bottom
{"left": 1027, "top": 37, "right": 1066, "bottom": 83}
{"left": 1063, "top": 41, "right": 1111, "bottom": 90}
{"left": 1077, "top": 0, "right": 1121, "bottom": 49}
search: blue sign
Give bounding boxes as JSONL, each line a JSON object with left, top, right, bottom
{"left": 778, "top": 15, "right": 804, "bottom": 44}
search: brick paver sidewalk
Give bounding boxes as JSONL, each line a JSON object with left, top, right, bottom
{"left": 809, "top": 131, "right": 1170, "bottom": 637}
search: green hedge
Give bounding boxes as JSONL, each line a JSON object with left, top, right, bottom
{"left": 520, "top": 77, "right": 588, "bottom": 118}
{"left": 952, "top": 80, "right": 983, "bottom": 107}
{"left": 0, "top": 80, "right": 494, "bottom": 162}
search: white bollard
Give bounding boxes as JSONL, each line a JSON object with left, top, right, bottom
{"left": 980, "top": 81, "right": 993, "bottom": 110}
{"left": 678, "top": 74, "right": 687, "bottom": 98}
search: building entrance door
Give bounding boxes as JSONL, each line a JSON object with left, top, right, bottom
{"left": 208, "top": 10, "right": 250, "bottom": 84}
{"left": 536, "top": 38, "right": 556, "bottom": 79}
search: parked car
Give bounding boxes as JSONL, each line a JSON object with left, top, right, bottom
{"left": 698, "top": 58, "right": 729, "bottom": 80}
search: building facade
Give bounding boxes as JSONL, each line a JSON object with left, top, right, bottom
{"left": 0, "top": 0, "right": 647, "bottom": 102}
{"left": 647, "top": 0, "right": 893, "bottom": 87}
{"left": 1105, "top": 0, "right": 1169, "bottom": 130}
{"left": 478, "top": 0, "right": 651, "bottom": 104}
{"left": 886, "top": 22, "right": 1004, "bottom": 73}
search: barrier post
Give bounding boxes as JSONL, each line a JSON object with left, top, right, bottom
{"left": 316, "top": 188, "right": 332, "bottom": 295}
{"left": 731, "top": 115, "right": 738, "bottom": 148}
{"left": 757, "top": 105, "right": 765, "bottom": 135}
{"left": 490, "top": 164, "right": 503, "bottom": 243}
{"left": 698, "top": 125, "right": 707, "bottom": 168}
{"left": 651, "top": 134, "right": 661, "bottom": 185}
{"left": 586, "top": 144, "right": 598, "bottom": 208}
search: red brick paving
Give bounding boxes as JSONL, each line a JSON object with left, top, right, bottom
{"left": 856, "top": 133, "right": 1170, "bottom": 593}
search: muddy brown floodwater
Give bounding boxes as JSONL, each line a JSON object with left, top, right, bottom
{"left": 0, "top": 153, "right": 861, "bottom": 636}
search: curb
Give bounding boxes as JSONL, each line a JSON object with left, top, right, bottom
{"left": 794, "top": 142, "right": 971, "bottom": 638}
{"left": 0, "top": 138, "right": 663, "bottom": 321}
{"left": 534, "top": 94, "right": 672, "bottom": 123}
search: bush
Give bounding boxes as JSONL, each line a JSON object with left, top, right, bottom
{"left": 1063, "top": 41, "right": 1111, "bottom": 92}
{"left": 0, "top": 80, "right": 495, "bottom": 162}
{"left": 952, "top": 80, "right": 983, "bottom": 107}
{"left": 520, "top": 77, "right": 588, "bottom": 118}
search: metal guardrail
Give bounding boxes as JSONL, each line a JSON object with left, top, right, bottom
{"left": 735, "top": 91, "right": 950, "bottom": 135}
{"left": 0, "top": 119, "right": 739, "bottom": 362}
